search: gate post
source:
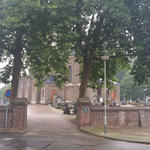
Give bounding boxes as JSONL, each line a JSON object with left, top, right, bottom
{"left": 77, "top": 97, "right": 91, "bottom": 128}
{"left": 12, "top": 98, "right": 28, "bottom": 130}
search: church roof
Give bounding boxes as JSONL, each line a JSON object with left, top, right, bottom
{"left": 44, "top": 74, "right": 55, "bottom": 84}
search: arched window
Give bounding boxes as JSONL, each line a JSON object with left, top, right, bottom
{"left": 68, "top": 66, "right": 72, "bottom": 83}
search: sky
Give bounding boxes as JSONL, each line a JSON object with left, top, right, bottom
{"left": 0, "top": 83, "right": 5, "bottom": 89}
{"left": 0, "top": 60, "right": 29, "bottom": 89}
{"left": 0, "top": 62, "right": 6, "bottom": 89}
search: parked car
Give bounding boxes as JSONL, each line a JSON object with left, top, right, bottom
{"left": 63, "top": 101, "right": 77, "bottom": 114}
{"left": 91, "top": 100, "right": 102, "bottom": 107}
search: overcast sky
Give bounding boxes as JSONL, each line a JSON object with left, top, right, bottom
{"left": 0, "top": 62, "right": 6, "bottom": 89}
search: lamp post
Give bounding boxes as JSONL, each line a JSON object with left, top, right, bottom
{"left": 101, "top": 55, "right": 109, "bottom": 134}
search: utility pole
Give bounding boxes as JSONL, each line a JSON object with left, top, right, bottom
{"left": 101, "top": 55, "right": 109, "bottom": 134}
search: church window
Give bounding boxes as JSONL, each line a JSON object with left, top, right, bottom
{"left": 68, "top": 66, "right": 72, "bottom": 83}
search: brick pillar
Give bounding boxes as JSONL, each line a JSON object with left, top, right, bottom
{"left": 77, "top": 97, "right": 91, "bottom": 127}
{"left": 139, "top": 110, "right": 147, "bottom": 127}
{"left": 12, "top": 98, "right": 28, "bottom": 130}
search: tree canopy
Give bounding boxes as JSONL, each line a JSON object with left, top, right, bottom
{"left": 68, "top": 0, "right": 150, "bottom": 98}
{"left": 119, "top": 71, "right": 144, "bottom": 101}
{"left": 0, "top": 0, "right": 75, "bottom": 98}
{"left": 130, "top": 0, "right": 150, "bottom": 85}
{"left": 28, "top": 0, "right": 138, "bottom": 99}
{"left": 1, "top": 0, "right": 150, "bottom": 100}
{"left": 27, "top": 0, "right": 76, "bottom": 87}
{"left": 0, "top": 0, "right": 30, "bottom": 98}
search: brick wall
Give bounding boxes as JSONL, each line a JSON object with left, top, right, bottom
{"left": 91, "top": 107, "right": 150, "bottom": 127}
{"left": 0, "top": 98, "right": 27, "bottom": 130}
{"left": 0, "top": 107, "right": 12, "bottom": 128}
{"left": 91, "top": 108, "right": 120, "bottom": 126}
{"left": 78, "top": 100, "right": 150, "bottom": 127}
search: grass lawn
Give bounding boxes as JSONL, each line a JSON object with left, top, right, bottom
{"left": 81, "top": 126, "right": 150, "bottom": 143}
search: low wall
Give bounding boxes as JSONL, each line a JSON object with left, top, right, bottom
{"left": 91, "top": 107, "right": 150, "bottom": 127}
{"left": 0, "top": 107, "right": 12, "bottom": 128}
{"left": 78, "top": 100, "right": 150, "bottom": 127}
{"left": 0, "top": 98, "right": 27, "bottom": 130}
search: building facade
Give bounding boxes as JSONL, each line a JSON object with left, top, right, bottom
{"left": 18, "top": 56, "right": 120, "bottom": 104}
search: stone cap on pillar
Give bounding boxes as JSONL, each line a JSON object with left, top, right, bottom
{"left": 12, "top": 98, "right": 28, "bottom": 106}
{"left": 78, "top": 97, "right": 91, "bottom": 103}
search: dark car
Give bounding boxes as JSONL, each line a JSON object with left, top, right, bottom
{"left": 63, "top": 101, "right": 77, "bottom": 114}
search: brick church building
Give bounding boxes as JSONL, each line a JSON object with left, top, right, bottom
{"left": 17, "top": 56, "right": 120, "bottom": 104}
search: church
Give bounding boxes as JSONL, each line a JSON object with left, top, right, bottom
{"left": 17, "top": 56, "right": 120, "bottom": 105}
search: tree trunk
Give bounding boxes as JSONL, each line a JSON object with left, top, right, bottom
{"left": 79, "top": 54, "right": 94, "bottom": 98}
{"left": 11, "top": 30, "right": 22, "bottom": 99}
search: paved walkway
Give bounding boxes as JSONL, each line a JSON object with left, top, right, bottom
{"left": 28, "top": 104, "right": 77, "bottom": 132}
{"left": 0, "top": 105, "right": 150, "bottom": 150}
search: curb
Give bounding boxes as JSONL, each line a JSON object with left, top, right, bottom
{"left": 80, "top": 128, "right": 150, "bottom": 145}
{"left": 0, "top": 128, "right": 26, "bottom": 134}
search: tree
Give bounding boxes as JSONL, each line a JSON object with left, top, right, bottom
{"left": 0, "top": 0, "right": 28, "bottom": 98}
{"left": 1, "top": 0, "right": 150, "bottom": 101}
{"left": 130, "top": 0, "right": 150, "bottom": 85}
{"left": 29, "top": 0, "right": 150, "bottom": 100}
{"left": 27, "top": 0, "right": 76, "bottom": 87}
{"left": 119, "top": 71, "right": 144, "bottom": 101}
{"left": 73, "top": 0, "right": 150, "bottom": 98}
{"left": 72, "top": 0, "right": 138, "bottom": 98}
{"left": 115, "top": 70, "right": 127, "bottom": 84}
{"left": 116, "top": 68, "right": 150, "bottom": 102}
{"left": 0, "top": 0, "right": 73, "bottom": 98}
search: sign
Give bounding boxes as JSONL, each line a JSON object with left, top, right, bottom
{"left": 83, "top": 107, "right": 88, "bottom": 112}
{"left": 101, "top": 56, "right": 109, "bottom": 60}
{"left": 4, "top": 89, "right": 12, "bottom": 128}
{"left": 5, "top": 89, "right": 12, "bottom": 98}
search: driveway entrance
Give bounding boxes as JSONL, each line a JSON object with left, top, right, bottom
{"left": 27, "top": 104, "right": 76, "bottom": 132}
{"left": 0, "top": 105, "right": 150, "bottom": 150}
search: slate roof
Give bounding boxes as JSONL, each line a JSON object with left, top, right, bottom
{"left": 44, "top": 74, "right": 55, "bottom": 84}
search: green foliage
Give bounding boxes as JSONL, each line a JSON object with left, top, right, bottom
{"left": 130, "top": 0, "right": 150, "bottom": 84}
{"left": 27, "top": 0, "right": 150, "bottom": 92}
{"left": 0, "top": 0, "right": 31, "bottom": 84}
{"left": 72, "top": 0, "right": 137, "bottom": 90}
{"left": 0, "top": 0, "right": 75, "bottom": 89}
{"left": 119, "top": 71, "right": 150, "bottom": 101}
{"left": 115, "top": 70, "right": 127, "bottom": 83}
{"left": 30, "top": 0, "right": 140, "bottom": 89}
{"left": 27, "top": 0, "right": 76, "bottom": 87}
{"left": 1, "top": 0, "right": 150, "bottom": 97}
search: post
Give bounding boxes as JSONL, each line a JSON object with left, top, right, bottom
{"left": 104, "top": 59, "right": 107, "bottom": 134}
{"left": 5, "top": 99, "right": 9, "bottom": 128}
{"left": 77, "top": 97, "right": 91, "bottom": 128}
{"left": 12, "top": 98, "right": 28, "bottom": 130}
{"left": 101, "top": 56, "right": 109, "bottom": 134}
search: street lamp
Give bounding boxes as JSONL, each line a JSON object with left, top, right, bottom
{"left": 101, "top": 55, "right": 109, "bottom": 134}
